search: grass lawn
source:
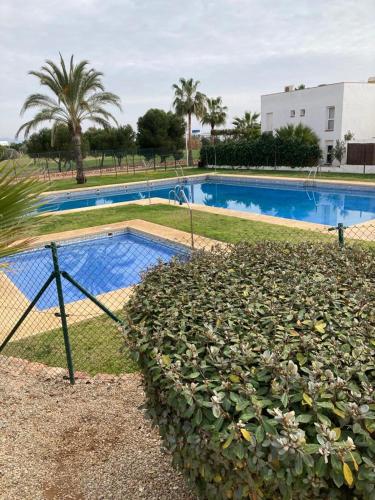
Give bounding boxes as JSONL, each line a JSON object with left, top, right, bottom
{"left": 44, "top": 166, "right": 375, "bottom": 192}
{"left": 39, "top": 203, "right": 330, "bottom": 244}
{"left": 3, "top": 314, "right": 138, "bottom": 375}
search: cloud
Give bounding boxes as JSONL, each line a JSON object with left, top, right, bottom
{"left": 0, "top": 0, "right": 374, "bottom": 138}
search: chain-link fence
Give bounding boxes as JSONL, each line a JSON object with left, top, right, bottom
{"left": 3, "top": 148, "right": 200, "bottom": 181}
{"left": 0, "top": 214, "right": 373, "bottom": 384}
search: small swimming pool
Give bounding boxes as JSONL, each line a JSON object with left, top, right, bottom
{"left": 40, "top": 175, "right": 375, "bottom": 226}
{"left": 3, "top": 231, "right": 188, "bottom": 310}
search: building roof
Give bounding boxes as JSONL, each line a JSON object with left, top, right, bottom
{"left": 261, "top": 81, "right": 375, "bottom": 98}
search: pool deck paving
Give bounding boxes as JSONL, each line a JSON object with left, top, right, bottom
{"left": 32, "top": 218, "right": 218, "bottom": 249}
{"left": 0, "top": 220, "right": 219, "bottom": 342}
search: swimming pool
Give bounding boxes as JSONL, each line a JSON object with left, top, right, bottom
{"left": 3, "top": 231, "right": 188, "bottom": 310}
{"left": 41, "top": 175, "right": 375, "bottom": 226}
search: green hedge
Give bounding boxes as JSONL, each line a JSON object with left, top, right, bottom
{"left": 124, "top": 242, "right": 375, "bottom": 499}
{"left": 200, "top": 135, "right": 321, "bottom": 168}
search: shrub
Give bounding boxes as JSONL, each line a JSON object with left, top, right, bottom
{"left": 201, "top": 133, "right": 321, "bottom": 168}
{"left": 124, "top": 242, "right": 375, "bottom": 499}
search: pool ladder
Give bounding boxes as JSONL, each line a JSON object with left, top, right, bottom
{"left": 169, "top": 184, "right": 183, "bottom": 205}
{"left": 304, "top": 164, "right": 319, "bottom": 188}
{"left": 168, "top": 185, "right": 195, "bottom": 249}
{"left": 174, "top": 165, "right": 188, "bottom": 184}
{"left": 304, "top": 165, "right": 320, "bottom": 207}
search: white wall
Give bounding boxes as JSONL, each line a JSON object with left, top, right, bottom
{"left": 341, "top": 84, "right": 375, "bottom": 141}
{"left": 261, "top": 84, "right": 344, "bottom": 148}
{"left": 261, "top": 82, "right": 375, "bottom": 164}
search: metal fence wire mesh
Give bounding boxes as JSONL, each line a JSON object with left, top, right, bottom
{"left": 6, "top": 148, "right": 195, "bottom": 181}
{"left": 0, "top": 221, "right": 374, "bottom": 383}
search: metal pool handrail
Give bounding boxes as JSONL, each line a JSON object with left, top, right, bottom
{"left": 168, "top": 185, "right": 194, "bottom": 249}
{"left": 168, "top": 184, "right": 182, "bottom": 204}
{"left": 304, "top": 164, "right": 319, "bottom": 187}
{"left": 303, "top": 164, "right": 320, "bottom": 207}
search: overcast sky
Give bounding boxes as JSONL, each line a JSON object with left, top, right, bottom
{"left": 1, "top": 0, "right": 375, "bottom": 140}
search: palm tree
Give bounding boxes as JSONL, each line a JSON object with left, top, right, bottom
{"left": 232, "top": 111, "right": 261, "bottom": 139}
{"left": 201, "top": 97, "right": 227, "bottom": 140}
{"left": 275, "top": 123, "right": 319, "bottom": 145}
{"left": 17, "top": 54, "right": 121, "bottom": 184}
{"left": 0, "top": 161, "right": 47, "bottom": 259}
{"left": 172, "top": 78, "right": 206, "bottom": 166}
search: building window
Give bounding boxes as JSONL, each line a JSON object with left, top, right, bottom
{"left": 266, "top": 112, "right": 273, "bottom": 131}
{"left": 327, "top": 106, "right": 335, "bottom": 131}
{"left": 290, "top": 110, "right": 295, "bottom": 117}
{"left": 300, "top": 109, "right": 305, "bottom": 117}
{"left": 326, "top": 144, "right": 333, "bottom": 164}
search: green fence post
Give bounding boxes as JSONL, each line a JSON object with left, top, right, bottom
{"left": 328, "top": 223, "right": 346, "bottom": 250}
{"left": 337, "top": 223, "right": 345, "bottom": 249}
{"left": 47, "top": 242, "right": 75, "bottom": 384}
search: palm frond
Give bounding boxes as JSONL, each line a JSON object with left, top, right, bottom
{"left": 18, "top": 54, "right": 121, "bottom": 140}
{"left": 17, "top": 108, "right": 68, "bottom": 138}
{"left": 172, "top": 77, "right": 206, "bottom": 118}
{"left": 232, "top": 110, "right": 260, "bottom": 137}
{"left": 0, "top": 161, "right": 48, "bottom": 259}
{"left": 201, "top": 96, "right": 227, "bottom": 129}
{"left": 83, "top": 116, "right": 113, "bottom": 128}
{"left": 18, "top": 54, "right": 121, "bottom": 183}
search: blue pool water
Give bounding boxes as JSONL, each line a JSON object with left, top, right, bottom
{"left": 3, "top": 232, "right": 186, "bottom": 310}
{"left": 40, "top": 177, "right": 375, "bottom": 226}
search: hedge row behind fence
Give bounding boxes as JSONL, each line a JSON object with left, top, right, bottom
{"left": 200, "top": 136, "right": 322, "bottom": 168}
{"left": 125, "top": 242, "right": 375, "bottom": 499}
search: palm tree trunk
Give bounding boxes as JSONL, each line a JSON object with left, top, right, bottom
{"left": 211, "top": 124, "right": 215, "bottom": 144}
{"left": 188, "top": 112, "right": 193, "bottom": 166}
{"left": 73, "top": 133, "right": 86, "bottom": 184}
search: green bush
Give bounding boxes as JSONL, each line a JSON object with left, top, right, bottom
{"left": 201, "top": 134, "right": 321, "bottom": 168}
{"left": 124, "top": 242, "right": 375, "bottom": 499}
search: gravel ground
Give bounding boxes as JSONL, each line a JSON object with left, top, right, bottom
{"left": 0, "top": 366, "right": 195, "bottom": 500}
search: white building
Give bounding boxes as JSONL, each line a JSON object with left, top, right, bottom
{"left": 0, "top": 140, "right": 10, "bottom": 147}
{"left": 261, "top": 80, "right": 375, "bottom": 164}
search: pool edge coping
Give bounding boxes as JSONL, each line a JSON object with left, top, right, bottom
{"left": 1, "top": 220, "right": 221, "bottom": 342}
{"left": 29, "top": 219, "right": 221, "bottom": 250}
{"left": 42, "top": 171, "right": 375, "bottom": 197}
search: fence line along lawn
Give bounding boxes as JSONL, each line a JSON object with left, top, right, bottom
{"left": 45, "top": 167, "right": 200, "bottom": 191}
{"left": 3, "top": 313, "right": 137, "bottom": 375}
{"left": 38, "top": 203, "right": 329, "bottom": 244}
{"left": 44, "top": 167, "right": 375, "bottom": 191}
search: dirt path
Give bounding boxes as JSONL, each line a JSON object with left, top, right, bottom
{"left": 0, "top": 366, "right": 195, "bottom": 500}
